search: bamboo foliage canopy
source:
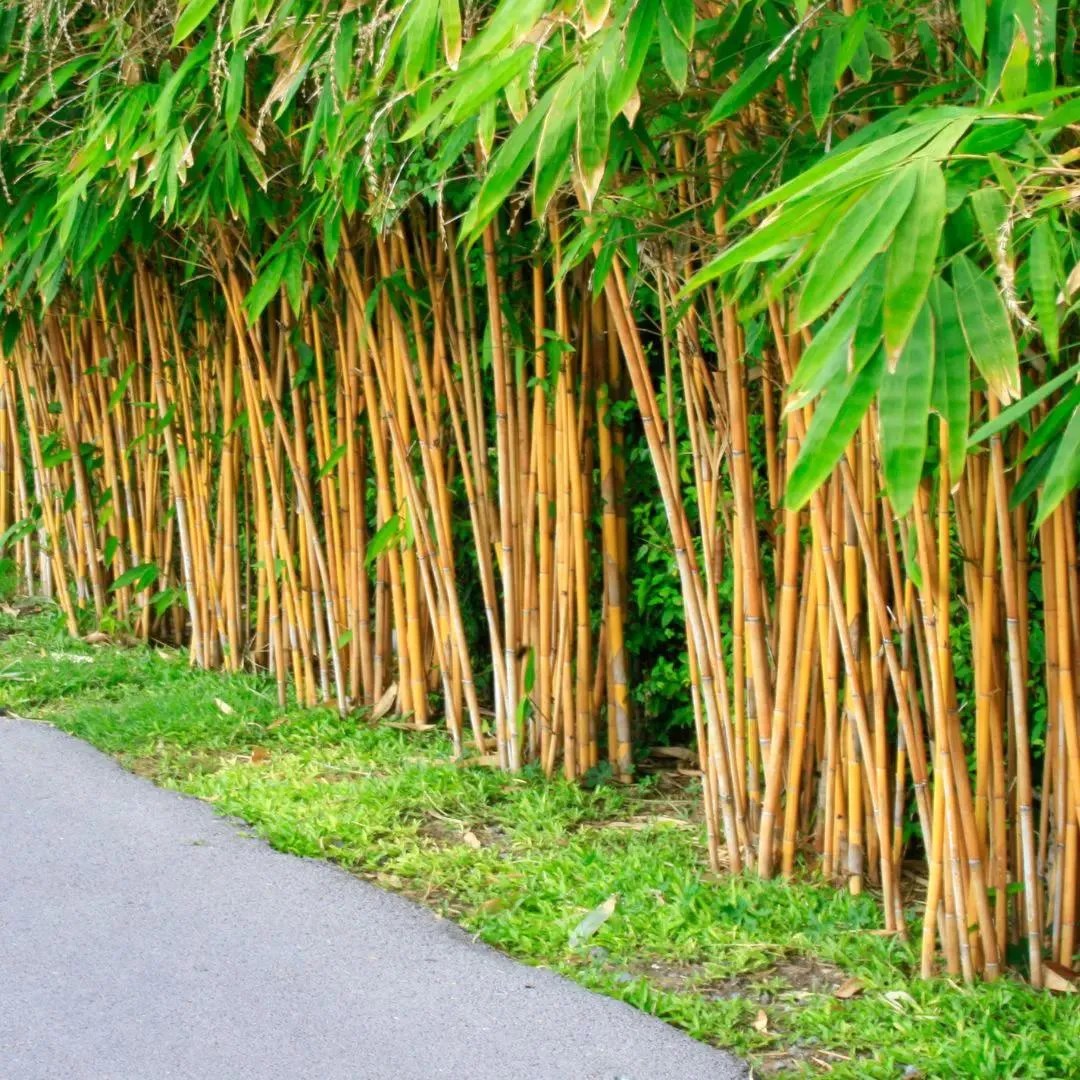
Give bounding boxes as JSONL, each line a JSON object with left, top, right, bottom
{"left": 1, "top": 0, "right": 1079, "bottom": 984}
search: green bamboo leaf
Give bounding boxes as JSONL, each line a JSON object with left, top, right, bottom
{"left": 576, "top": 67, "right": 610, "bottom": 208}
{"left": 244, "top": 252, "right": 287, "bottom": 325}
{"left": 1000, "top": 25, "right": 1030, "bottom": 103}
{"left": 929, "top": 279, "right": 970, "bottom": 480}
{"left": 952, "top": 254, "right": 1020, "bottom": 402}
{"left": 797, "top": 165, "right": 917, "bottom": 326}
{"left": 1021, "top": 384, "right": 1080, "bottom": 463}
{"left": 661, "top": 0, "right": 694, "bottom": 48}
{"left": 682, "top": 193, "right": 846, "bottom": 296}
{"left": 884, "top": 159, "right": 945, "bottom": 364}
{"left": 706, "top": 42, "right": 790, "bottom": 125}
{"left": 968, "top": 362, "right": 1080, "bottom": 447}
{"left": 403, "top": 0, "right": 439, "bottom": 91}
{"left": 789, "top": 280, "right": 865, "bottom": 404}
{"left": 108, "top": 363, "right": 136, "bottom": 411}
{"left": 960, "top": 0, "right": 986, "bottom": 56}
{"left": 173, "top": 0, "right": 217, "bottom": 45}
{"left": 440, "top": 0, "right": 462, "bottom": 68}
{"left": 533, "top": 71, "right": 582, "bottom": 217}
{"left": 809, "top": 27, "right": 841, "bottom": 132}
{"left": 970, "top": 187, "right": 1007, "bottom": 260}
{"left": 657, "top": 8, "right": 688, "bottom": 94}
{"left": 785, "top": 349, "right": 886, "bottom": 510}
{"left": 225, "top": 47, "right": 245, "bottom": 130}
{"left": 878, "top": 302, "right": 935, "bottom": 513}
{"left": 462, "top": 94, "right": 550, "bottom": 243}
{"left": 1029, "top": 220, "right": 1059, "bottom": 360}
{"left": 1035, "top": 405, "right": 1080, "bottom": 526}
{"left": 610, "top": 0, "right": 658, "bottom": 118}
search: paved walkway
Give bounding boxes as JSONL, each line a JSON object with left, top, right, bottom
{"left": 0, "top": 718, "right": 745, "bottom": 1080}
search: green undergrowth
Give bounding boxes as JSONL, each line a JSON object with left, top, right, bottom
{"left": 2, "top": 606, "right": 1075, "bottom": 1078}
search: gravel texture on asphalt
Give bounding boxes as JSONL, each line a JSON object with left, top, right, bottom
{"left": 0, "top": 717, "right": 746, "bottom": 1080}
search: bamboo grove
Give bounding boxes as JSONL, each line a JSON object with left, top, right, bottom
{"left": 2, "top": 1, "right": 1079, "bottom": 984}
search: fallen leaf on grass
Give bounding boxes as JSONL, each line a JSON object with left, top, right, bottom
{"left": 82, "top": 631, "right": 111, "bottom": 645}
{"left": 834, "top": 977, "right": 864, "bottom": 999}
{"left": 462, "top": 830, "right": 482, "bottom": 849}
{"left": 214, "top": 698, "right": 235, "bottom": 715}
{"left": 569, "top": 894, "right": 617, "bottom": 949}
{"left": 751, "top": 1009, "right": 769, "bottom": 1033}
{"left": 1045, "top": 963, "right": 1079, "bottom": 993}
{"left": 370, "top": 683, "right": 397, "bottom": 721}
{"left": 267, "top": 715, "right": 292, "bottom": 730}
{"left": 249, "top": 746, "right": 270, "bottom": 764}
{"left": 881, "top": 990, "right": 919, "bottom": 1012}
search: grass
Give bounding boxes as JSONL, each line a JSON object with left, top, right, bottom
{"left": 2, "top": 603, "right": 1076, "bottom": 1078}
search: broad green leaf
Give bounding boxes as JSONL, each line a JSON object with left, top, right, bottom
{"left": 952, "top": 254, "right": 1020, "bottom": 402}
{"left": 173, "top": 0, "right": 217, "bottom": 45}
{"left": 1035, "top": 405, "right": 1080, "bottom": 526}
{"left": 786, "top": 348, "right": 886, "bottom": 510}
{"left": 929, "top": 279, "right": 970, "bottom": 479}
{"left": 878, "top": 302, "right": 934, "bottom": 513}
{"left": 1029, "top": 220, "right": 1059, "bottom": 359}
{"left": 797, "top": 165, "right": 917, "bottom": 326}
{"left": 884, "top": 159, "right": 946, "bottom": 363}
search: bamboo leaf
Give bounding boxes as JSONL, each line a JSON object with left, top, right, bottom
{"left": 809, "top": 27, "right": 841, "bottom": 132}
{"left": 661, "top": 0, "right": 694, "bottom": 48}
{"left": 786, "top": 349, "right": 886, "bottom": 510}
{"left": 576, "top": 67, "right": 610, "bottom": 208}
{"left": 173, "top": 0, "right": 217, "bottom": 46}
{"left": 1035, "top": 405, "right": 1080, "bottom": 526}
{"left": 952, "top": 253, "right": 1020, "bottom": 402}
{"left": 884, "top": 159, "right": 945, "bottom": 364}
{"left": 960, "top": 0, "right": 986, "bottom": 56}
{"left": 533, "top": 71, "right": 582, "bottom": 217}
{"left": 569, "top": 894, "right": 618, "bottom": 949}
{"left": 657, "top": 8, "right": 688, "bottom": 94}
{"left": 929, "top": 279, "right": 970, "bottom": 480}
{"left": 440, "top": 0, "right": 462, "bottom": 68}
{"left": 462, "top": 94, "right": 550, "bottom": 243}
{"left": 968, "top": 363, "right": 1079, "bottom": 447}
{"left": 1029, "top": 220, "right": 1059, "bottom": 360}
{"left": 797, "top": 165, "right": 917, "bottom": 326}
{"left": 878, "top": 302, "right": 934, "bottom": 513}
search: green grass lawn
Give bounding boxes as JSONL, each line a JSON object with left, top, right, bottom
{"left": 2, "top": 604, "right": 1075, "bottom": 1078}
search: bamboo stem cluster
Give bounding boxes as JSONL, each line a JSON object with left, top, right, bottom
{"left": 5, "top": 213, "right": 1078, "bottom": 982}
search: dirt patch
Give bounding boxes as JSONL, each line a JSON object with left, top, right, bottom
{"left": 418, "top": 813, "right": 506, "bottom": 851}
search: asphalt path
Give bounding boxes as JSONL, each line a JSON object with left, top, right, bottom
{"left": 0, "top": 717, "right": 746, "bottom": 1080}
